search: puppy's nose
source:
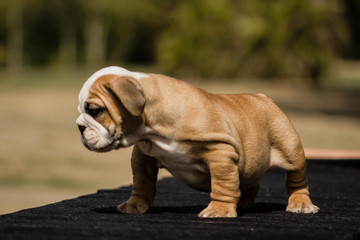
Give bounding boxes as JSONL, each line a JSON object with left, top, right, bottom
{"left": 78, "top": 125, "right": 86, "bottom": 134}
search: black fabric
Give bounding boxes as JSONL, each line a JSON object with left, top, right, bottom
{"left": 0, "top": 160, "right": 359, "bottom": 240}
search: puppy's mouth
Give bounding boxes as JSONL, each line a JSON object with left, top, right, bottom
{"left": 80, "top": 134, "right": 123, "bottom": 153}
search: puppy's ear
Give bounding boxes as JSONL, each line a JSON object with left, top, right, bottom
{"left": 106, "top": 76, "right": 145, "bottom": 116}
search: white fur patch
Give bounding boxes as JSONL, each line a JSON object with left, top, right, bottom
{"left": 76, "top": 113, "right": 115, "bottom": 150}
{"left": 136, "top": 128, "right": 211, "bottom": 191}
{"left": 78, "top": 66, "right": 148, "bottom": 113}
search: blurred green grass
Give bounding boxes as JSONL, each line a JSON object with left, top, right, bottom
{"left": 0, "top": 63, "right": 359, "bottom": 214}
{"left": 1, "top": 60, "right": 360, "bottom": 91}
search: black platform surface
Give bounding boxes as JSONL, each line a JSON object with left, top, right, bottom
{"left": 0, "top": 160, "right": 359, "bottom": 240}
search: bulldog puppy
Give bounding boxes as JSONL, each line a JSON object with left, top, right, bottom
{"left": 76, "top": 66, "right": 319, "bottom": 218}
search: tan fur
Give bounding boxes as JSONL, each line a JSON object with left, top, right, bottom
{"left": 77, "top": 71, "right": 319, "bottom": 218}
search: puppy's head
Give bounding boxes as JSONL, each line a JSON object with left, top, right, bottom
{"left": 76, "top": 67, "right": 147, "bottom": 152}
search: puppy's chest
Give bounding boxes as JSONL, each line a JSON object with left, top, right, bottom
{"left": 139, "top": 138, "right": 197, "bottom": 167}
{"left": 138, "top": 138, "right": 210, "bottom": 190}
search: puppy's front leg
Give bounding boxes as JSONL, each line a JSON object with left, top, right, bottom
{"left": 117, "top": 145, "right": 158, "bottom": 214}
{"left": 199, "top": 144, "right": 240, "bottom": 218}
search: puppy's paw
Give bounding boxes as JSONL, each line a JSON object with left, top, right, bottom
{"left": 286, "top": 194, "right": 319, "bottom": 214}
{"left": 117, "top": 196, "right": 151, "bottom": 214}
{"left": 286, "top": 202, "right": 319, "bottom": 214}
{"left": 198, "top": 201, "right": 237, "bottom": 218}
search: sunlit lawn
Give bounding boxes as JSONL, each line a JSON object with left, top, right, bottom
{"left": 0, "top": 64, "right": 359, "bottom": 214}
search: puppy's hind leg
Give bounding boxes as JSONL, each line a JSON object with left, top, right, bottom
{"left": 286, "top": 167, "right": 319, "bottom": 214}
{"left": 198, "top": 143, "right": 240, "bottom": 218}
{"left": 281, "top": 146, "right": 319, "bottom": 213}
{"left": 269, "top": 111, "right": 319, "bottom": 214}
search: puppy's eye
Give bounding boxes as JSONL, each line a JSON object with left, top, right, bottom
{"left": 87, "top": 108, "right": 104, "bottom": 117}
{"left": 85, "top": 104, "right": 105, "bottom": 118}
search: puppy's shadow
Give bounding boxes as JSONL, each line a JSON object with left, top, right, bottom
{"left": 92, "top": 205, "right": 206, "bottom": 215}
{"left": 243, "top": 202, "right": 286, "bottom": 214}
{"left": 93, "top": 206, "right": 118, "bottom": 214}
{"left": 92, "top": 203, "right": 285, "bottom": 215}
{"left": 148, "top": 205, "right": 206, "bottom": 214}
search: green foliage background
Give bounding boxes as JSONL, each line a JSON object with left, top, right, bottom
{"left": 157, "top": 0, "right": 347, "bottom": 85}
{"left": 0, "top": 0, "right": 357, "bottom": 86}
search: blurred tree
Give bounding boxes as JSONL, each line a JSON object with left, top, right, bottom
{"left": 0, "top": 4, "right": 7, "bottom": 67}
{"left": 0, "top": 0, "right": 354, "bottom": 88}
{"left": 82, "top": 0, "right": 109, "bottom": 67}
{"left": 22, "top": 0, "right": 60, "bottom": 66}
{"left": 5, "top": 0, "right": 23, "bottom": 72}
{"left": 343, "top": 0, "right": 360, "bottom": 58}
{"left": 238, "top": 0, "right": 347, "bottom": 87}
{"left": 53, "top": 0, "right": 83, "bottom": 68}
{"left": 157, "top": 0, "right": 347, "bottom": 87}
{"left": 105, "top": 0, "right": 173, "bottom": 64}
{"left": 157, "top": 0, "right": 238, "bottom": 77}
